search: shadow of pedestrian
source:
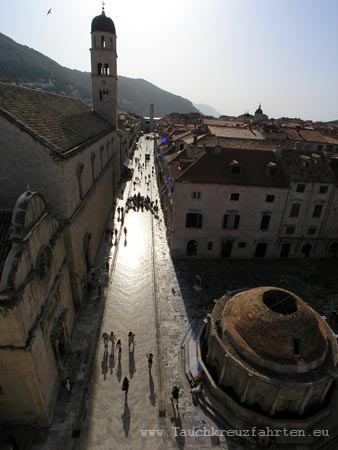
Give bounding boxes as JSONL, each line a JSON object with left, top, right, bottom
{"left": 149, "top": 372, "right": 156, "bottom": 406}
{"left": 121, "top": 396, "right": 130, "bottom": 437}
{"left": 173, "top": 413, "right": 185, "bottom": 448}
{"left": 101, "top": 351, "right": 108, "bottom": 380}
{"left": 129, "top": 349, "right": 136, "bottom": 378}
{"left": 109, "top": 350, "right": 115, "bottom": 375}
{"left": 117, "top": 355, "right": 122, "bottom": 382}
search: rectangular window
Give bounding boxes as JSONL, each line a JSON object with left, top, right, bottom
{"left": 223, "top": 214, "right": 240, "bottom": 229}
{"left": 207, "top": 242, "right": 213, "bottom": 250}
{"left": 192, "top": 192, "right": 201, "bottom": 200}
{"left": 312, "top": 204, "right": 323, "bottom": 218}
{"left": 290, "top": 203, "right": 301, "bottom": 218}
{"left": 238, "top": 242, "right": 246, "bottom": 248}
{"left": 260, "top": 215, "right": 270, "bottom": 230}
{"left": 231, "top": 166, "right": 242, "bottom": 176}
{"left": 266, "top": 195, "right": 275, "bottom": 203}
{"left": 186, "top": 212, "right": 203, "bottom": 228}
{"left": 286, "top": 226, "right": 295, "bottom": 235}
{"left": 319, "top": 185, "right": 329, "bottom": 194}
{"left": 230, "top": 193, "right": 240, "bottom": 201}
{"left": 296, "top": 184, "right": 305, "bottom": 193}
{"left": 293, "top": 338, "right": 301, "bottom": 355}
{"left": 307, "top": 227, "right": 317, "bottom": 235}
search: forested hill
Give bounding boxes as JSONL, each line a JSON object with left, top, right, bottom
{"left": 0, "top": 32, "right": 199, "bottom": 117}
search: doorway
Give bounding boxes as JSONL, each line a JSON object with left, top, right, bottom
{"left": 221, "top": 240, "right": 233, "bottom": 258}
{"left": 186, "top": 240, "right": 197, "bottom": 256}
{"left": 255, "top": 243, "right": 267, "bottom": 258}
{"left": 280, "top": 243, "right": 291, "bottom": 258}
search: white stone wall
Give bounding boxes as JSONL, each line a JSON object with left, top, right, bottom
{"left": 278, "top": 181, "right": 337, "bottom": 258}
{"left": 0, "top": 195, "right": 74, "bottom": 426}
{"left": 0, "top": 116, "right": 67, "bottom": 214}
{"left": 170, "top": 182, "right": 288, "bottom": 258}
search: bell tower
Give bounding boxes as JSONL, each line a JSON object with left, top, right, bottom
{"left": 90, "top": 6, "right": 117, "bottom": 128}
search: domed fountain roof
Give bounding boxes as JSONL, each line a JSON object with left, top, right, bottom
{"left": 224, "top": 287, "right": 328, "bottom": 366}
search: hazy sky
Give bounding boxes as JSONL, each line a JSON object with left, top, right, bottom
{"left": 1, "top": 0, "right": 338, "bottom": 120}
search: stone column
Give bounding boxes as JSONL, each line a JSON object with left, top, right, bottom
{"left": 299, "top": 384, "right": 314, "bottom": 415}
{"left": 218, "top": 354, "right": 229, "bottom": 385}
{"left": 241, "top": 372, "right": 253, "bottom": 403}
{"left": 270, "top": 384, "right": 281, "bottom": 415}
{"left": 320, "top": 378, "right": 333, "bottom": 403}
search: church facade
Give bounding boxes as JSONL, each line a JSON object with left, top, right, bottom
{"left": 0, "top": 8, "right": 130, "bottom": 427}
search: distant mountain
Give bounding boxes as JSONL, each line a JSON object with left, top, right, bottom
{"left": 0, "top": 32, "right": 199, "bottom": 117}
{"left": 194, "top": 103, "right": 221, "bottom": 117}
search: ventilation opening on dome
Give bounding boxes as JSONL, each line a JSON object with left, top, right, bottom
{"left": 263, "top": 290, "right": 297, "bottom": 315}
{"left": 293, "top": 338, "right": 301, "bottom": 355}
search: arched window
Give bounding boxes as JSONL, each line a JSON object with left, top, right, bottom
{"left": 186, "top": 240, "right": 197, "bottom": 256}
{"left": 100, "top": 145, "right": 104, "bottom": 169}
{"left": 98, "top": 63, "right": 102, "bottom": 75}
{"left": 104, "top": 63, "right": 110, "bottom": 75}
{"left": 99, "top": 90, "right": 103, "bottom": 101}
{"left": 90, "top": 152, "right": 96, "bottom": 182}
{"left": 101, "top": 36, "right": 105, "bottom": 48}
{"left": 301, "top": 244, "right": 311, "bottom": 258}
{"left": 76, "top": 163, "right": 84, "bottom": 200}
{"left": 106, "top": 141, "right": 110, "bottom": 161}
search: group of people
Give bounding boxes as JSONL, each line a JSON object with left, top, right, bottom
{"left": 102, "top": 330, "right": 135, "bottom": 355}
{"left": 101, "top": 330, "right": 155, "bottom": 396}
{"left": 125, "top": 192, "right": 159, "bottom": 216}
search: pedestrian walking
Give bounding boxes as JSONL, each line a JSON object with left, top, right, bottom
{"left": 105, "top": 260, "right": 110, "bottom": 272}
{"left": 117, "top": 206, "right": 121, "bottom": 218}
{"left": 109, "top": 331, "right": 116, "bottom": 347}
{"left": 114, "top": 229, "right": 118, "bottom": 237}
{"left": 116, "top": 339, "right": 122, "bottom": 357}
{"left": 123, "top": 227, "right": 127, "bottom": 236}
{"left": 102, "top": 332, "right": 109, "bottom": 351}
{"left": 171, "top": 386, "right": 180, "bottom": 408}
{"left": 147, "top": 353, "right": 153, "bottom": 370}
{"left": 128, "top": 331, "right": 135, "bottom": 349}
{"left": 122, "top": 376, "right": 129, "bottom": 395}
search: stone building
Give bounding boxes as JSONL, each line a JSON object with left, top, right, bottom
{"left": 200, "top": 287, "right": 338, "bottom": 448}
{"left": 155, "top": 139, "right": 338, "bottom": 258}
{"left": 0, "top": 8, "right": 121, "bottom": 306}
{"left": 277, "top": 148, "right": 338, "bottom": 258}
{"left": 159, "top": 146, "right": 289, "bottom": 258}
{"left": 0, "top": 191, "right": 74, "bottom": 426}
{"left": 0, "top": 7, "right": 131, "bottom": 430}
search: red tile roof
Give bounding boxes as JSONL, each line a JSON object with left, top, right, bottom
{"left": 172, "top": 147, "right": 288, "bottom": 187}
{"left": 0, "top": 82, "right": 113, "bottom": 154}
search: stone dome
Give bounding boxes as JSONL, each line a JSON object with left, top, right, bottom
{"left": 91, "top": 10, "right": 115, "bottom": 34}
{"left": 224, "top": 287, "right": 328, "bottom": 367}
{"left": 255, "top": 104, "right": 263, "bottom": 114}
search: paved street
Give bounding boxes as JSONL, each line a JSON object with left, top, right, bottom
{"left": 74, "top": 136, "right": 170, "bottom": 450}
{"left": 31, "top": 135, "right": 338, "bottom": 450}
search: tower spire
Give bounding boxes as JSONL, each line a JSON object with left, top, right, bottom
{"left": 102, "top": 1, "right": 105, "bottom": 13}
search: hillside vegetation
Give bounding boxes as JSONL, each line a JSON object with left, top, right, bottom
{"left": 0, "top": 32, "right": 199, "bottom": 117}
